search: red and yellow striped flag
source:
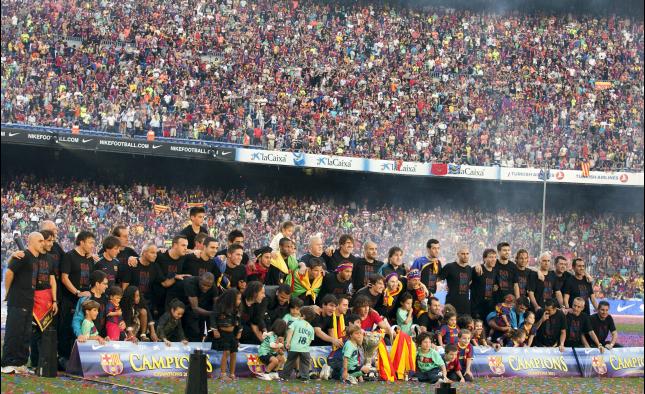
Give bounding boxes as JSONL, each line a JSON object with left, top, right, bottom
{"left": 581, "top": 161, "right": 590, "bottom": 177}
{"left": 389, "top": 330, "right": 417, "bottom": 379}
{"left": 187, "top": 202, "right": 205, "bottom": 208}
{"left": 377, "top": 338, "right": 394, "bottom": 382}
{"left": 153, "top": 204, "right": 171, "bottom": 214}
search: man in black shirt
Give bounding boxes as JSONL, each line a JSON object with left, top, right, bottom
{"left": 352, "top": 274, "right": 385, "bottom": 308}
{"left": 324, "top": 234, "right": 358, "bottom": 273}
{"left": 534, "top": 299, "right": 567, "bottom": 351}
{"left": 565, "top": 297, "right": 604, "bottom": 350}
{"left": 411, "top": 239, "right": 443, "bottom": 296}
{"left": 263, "top": 285, "right": 293, "bottom": 328}
{"left": 528, "top": 252, "right": 553, "bottom": 310}
{"left": 513, "top": 249, "right": 534, "bottom": 300}
{"left": 216, "top": 230, "right": 250, "bottom": 266}
{"left": 318, "top": 262, "right": 353, "bottom": 304}
{"left": 1, "top": 232, "right": 45, "bottom": 373}
{"left": 95, "top": 236, "right": 121, "bottom": 286}
{"left": 352, "top": 241, "right": 384, "bottom": 293}
{"left": 118, "top": 243, "right": 160, "bottom": 339}
{"left": 494, "top": 242, "right": 517, "bottom": 304}
{"left": 60, "top": 230, "right": 96, "bottom": 359}
{"left": 312, "top": 294, "right": 343, "bottom": 348}
{"left": 154, "top": 235, "right": 190, "bottom": 315}
{"left": 221, "top": 244, "right": 247, "bottom": 291}
{"left": 179, "top": 273, "right": 219, "bottom": 341}
{"left": 182, "top": 236, "right": 221, "bottom": 278}
{"left": 40, "top": 220, "right": 64, "bottom": 281}
{"left": 179, "top": 207, "right": 208, "bottom": 250}
{"left": 563, "top": 258, "right": 597, "bottom": 315}
{"left": 300, "top": 235, "right": 326, "bottom": 269}
{"left": 471, "top": 249, "right": 498, "bottom": 321}
{"left": 589, "top": 301, "right": 619, "bottom": 349}
{"left": 441, "top": 247, "right": 473, "bottom": 315}
{"left": 239, "top": 282, "right": 267, "bottom": 344}
{"left": 103, "top": 225, "right": 139, "bottom": 267}
{"left": 30, "top": 230, "right": 59, "bottom": 369}
{"left": 417, "top": 297, "right": 443, "bottom": 342}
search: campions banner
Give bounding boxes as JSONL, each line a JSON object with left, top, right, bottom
{"left": 66, "top": 341, "right": 332, "bottom": 378}
{"left": 576, "top": 347, "right": 644, "bottom": 378}
{"left": 471, "top": 347, "right": 581, "bottom": 378}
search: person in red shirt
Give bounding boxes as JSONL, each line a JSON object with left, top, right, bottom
{"left": 457, "top": 330, "right": 474, "bottom": 381}
{"left": 443, "top": 344, "right": 465, "bottom": 383}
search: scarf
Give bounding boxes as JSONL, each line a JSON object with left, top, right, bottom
{"left": 331, "top": 312, "right": 346, "bottom": 351}
{"left": 383, "top": 281, "right": 403, "bottom": 307}
{"left": 270, "top": 253, "right": 298, "bottom": 275}
{"left": 421, "top": 258, "right": 440, "bottom": 275}
{"left": 292, "top": 270, "right": 323, "bottom": 303}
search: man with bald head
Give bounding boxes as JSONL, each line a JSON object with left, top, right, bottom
{"left": 352, "top": 241, "right": 384, "bottom": 293}
{"left": 440, "top": 247, "right": 473, "bottom": 315}
{"left": 299, "top": 235, "right": 326, "bottom": 269}
{"left": 2, "top": 232, "right": 45, "bottom": 374}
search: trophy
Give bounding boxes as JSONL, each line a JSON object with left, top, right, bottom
{"left": 361, "top": 331, "right": 383, "bottom": 381}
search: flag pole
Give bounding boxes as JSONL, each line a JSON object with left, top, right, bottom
{"left": 540, "top": 161, "right": 547, "bottom": 253}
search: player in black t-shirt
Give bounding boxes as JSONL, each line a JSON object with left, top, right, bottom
{"left": 590, "top": 301, "right": 619, "bottom": 348}
{"left": 239, "top": 281, "right": 267, "bottom": 344}
{"left": 324, "top": 234, "right": 358, "bottom": 273}
{"left": 179, "top": 206, "right": 208, "bottom": 250}
{"left": 181, "top": 273, "right": 219, "bottom": 341}
{"left": 352, "top": 274, "right": 385, "bottom": 308}
{"left": 153, "top": 235, "right": 190, "bottom": 315}
{"left": 182, "top": 236, "right": 221, "bottom": 278}
{"left": 102, "top": 225, "right": 139, "bottom": 269}
{"left": 2, "top": 232, "right": 46, "bottom": 373}
{"left": 216, "top": 229, "right": 251, "bottom": 266}
{"left": 118, "top": 243, "right": 160, "bottom": 340}
{"left": 562, "top": 258, "right": 597, "bottom": 315}
{"left": 416, "top": 297, "right": 443, "bottom": 343}
{"left": 513, "top": 249, "right": 534, "bottom": 300}
{"left": 318, "top": 262, "right": 353, "bottom": 304}
{"left": 564, "top": 297, "right": 604, "bottom": 350}
{"left": 471, "top": 249, "right": 498, "bottom": 321}
{"left": 95, "top": 236, "right": 121, "bottom": 286}
{"left": 528, "top": 252, "right": 553, "bottom": 310}
{"left": 494, "top": 242, "right": 517, "bottom": 304}
{"left": 312, "top": 294, "right": 343, "bottom": 347}
{"left": 533, "top": 299, "right": 567, "bottom": 351}
{"left": 352, "top": 241, "right": 384, "bottom": 293}
{"left": 60, "top": 231, "right": 96, "bottom": 359}
{"left": 441, "top": 247, "right": 473, "bottom": 316}
{"left": 221, "top": 244, "right": 247, "bottom": 290}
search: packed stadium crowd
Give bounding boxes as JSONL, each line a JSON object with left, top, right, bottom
{"left": 2, "top": 0, "right": 644, "bottom": 171}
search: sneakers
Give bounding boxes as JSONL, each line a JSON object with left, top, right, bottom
{"left": 256, "top": 372, "right": 272, "bottom": 381}
{"left": 269, "top": 372, "right": 280, "bottom": 380}
{"left": 345, "top": 376, "right": 358, "bottom": 385}
{"left": 1, "top": 365, "right": 30, "bottom": 374}
{"left": 319, "top": 365, "right": 331, "bottom": 380}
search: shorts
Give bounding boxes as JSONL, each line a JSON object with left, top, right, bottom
{"left": 259, "top": 354, "right": 276, "bottom": 365}
{"left": 212, "top": 331, "right": 239, "bottom": 352}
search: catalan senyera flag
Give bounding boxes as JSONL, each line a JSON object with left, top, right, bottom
{"left": 581, "top": 161, "right": 590, "bottom": 177}
{"left": 187, "top": 202, "right": 205, "bottom": 208}
{"left": 389, "top": 330, "right": 417, "bottom": 379}
{"left": 377, "top": 338, "right": 395, "bottom": 382}
{"left": 153, "top": 204, "right": 171, "bottom": 214}
{"left": 594, "top": 81, "right": 612, "bottom": 91}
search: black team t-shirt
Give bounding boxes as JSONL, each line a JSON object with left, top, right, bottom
{"left": 61, "top": 249, "right": 95, "bottom": 300}
{"left": 180, "top": 224, "right": 208, "bottom": 250}
{"left": 33, "top": 253, "right": 54, "bottom": 291}
{"left": 95, "top": 257, "right": 120, "bottom": 287}
{"left": 49, "top": 241, "right": 66, "bottom": 279}
{"left": 535, "top": 308, "right": 567, "bottom": 346}
{"left": 117, "top": 247, "right": 139, "bottom": 265}
{"left": 515, "top": 268, "right": 533, "bottom": 299}
{"left": 565, "top": 312, "right": 593, "bottom": 347}
{"left": 495, "top": 260, "right": 517, "bottom": 302}
{"left": 155, "top": 251, "right": 185, "bottom": 280}
{"left": 183, "top": 276, "right": 218, "bottom": 311}
{"left": 312, "top": 313, "right": 334, "bottom": 345}
{"left": 224, "top": 263, "right": 247, "bottom": 290}
{"left": 326, "top": 250, "right": 358, "bottom": 273}
{"left": 589, "top": 314, "right": 616, "bottom": 345}
{"left": 182, "top": 254, "right": 219, "bottom": 277}
{"left": 553, "top": 271, "right": 573, "bottom": 294}
{"left": 563, "top": 275, "right": 594, "bottom": 315}
{"left": 117, "top": 259, "right": 161, "bottom": 302}
{"left": 529, "top": 270, "right": 557, "bottom": 308}
{"left": 318, "top": 273, "right": 351, "bottom": 304}
{"left": 470, "top": 264, "right": 497, "bottom": 311}
{"left": 352, "top": 287, "right": 383, "bottom": 308}
{"left": 352, "top": 258, "right": 384, "bottom": 292}
{"left": 7, "top": 251, "right": 38, "bottom": 308}
{"left": 441, "top": 262, "right": 472, "bottom": 315}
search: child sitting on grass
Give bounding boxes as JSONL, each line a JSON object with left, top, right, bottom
{"left": 414, "top": 332, "right": 446, "bottom": 384}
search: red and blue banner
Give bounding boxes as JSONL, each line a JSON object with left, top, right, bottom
{"left": 66, "top": 341, "right": 644, "bottom": 379}
{"left": 576, "top": 347, "right": 644, "bottom": 378}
